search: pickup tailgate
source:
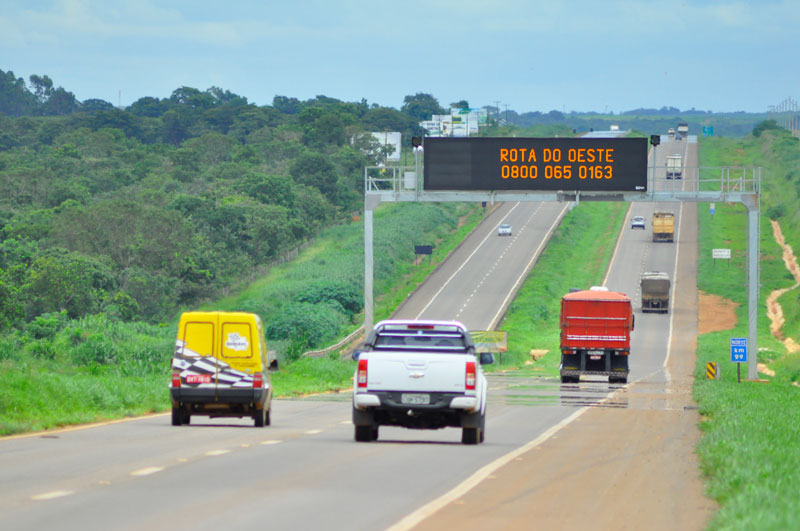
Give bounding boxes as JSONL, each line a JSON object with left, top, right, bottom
{"left": 365, "top": 352, "right": 469, "bottom": 393}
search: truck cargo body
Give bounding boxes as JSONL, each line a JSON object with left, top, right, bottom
{"left": 652, "top": 211, "right": 675, "bottom": 242}
{"left": 676, "top": 122, "right": 689, "bottom": 138}
{"left": 559, "top": 290, "right": 634, "bottom": 384}
{"left": 641, "top": 272, "right": 671, "bottom": 313}
{"left": 666, "top": 154, "right": 682, "bottom": 179}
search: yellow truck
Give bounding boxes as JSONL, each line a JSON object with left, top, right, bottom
{"left": 170, "top": 311, "right": 277, "bottom": 427}
{"left": 652, "top": 211, "right": 675, "bottom": 242}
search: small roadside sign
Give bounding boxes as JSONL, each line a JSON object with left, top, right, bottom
{"left": 730, "top": 337, "right": 747, "bottom": 363}
{"left": 713, "top": 248, "right": 731, "bottom": 259}
{"left": 710, "top": 203, "right": 715, "bottom": 216}
{"left": 703, "top": 126, "right": 714, "bottom": 137}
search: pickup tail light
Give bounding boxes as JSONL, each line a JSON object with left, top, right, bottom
{"left": 465, "top": 361, "right": 476, "bottom": 390}
{"left": 357, "top": 359, "right": 368, "bottom": 389}
{"left": 253, "top": 372, "right": 264, "bottom": 388}
{"left": 171, "top": 370, "right": 181, "bottom": 388}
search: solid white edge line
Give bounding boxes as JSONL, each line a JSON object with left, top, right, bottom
{"left": 487, "top": 203, "right": 571, "bottom": 330}
{"left": 415, "top": 202, "right": 522, "bottom": 319}
{"left": 663, "top": 195, "right": 686, "bottom": 380}
{"left": 386, "top": 406, "right": 590, "bottom": 531}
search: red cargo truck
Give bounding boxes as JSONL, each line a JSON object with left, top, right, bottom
{"left": 559, "top": 287, "right": 634, "bottom": 384}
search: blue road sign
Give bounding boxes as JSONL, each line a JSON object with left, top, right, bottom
{"left": 730, "top": 337, "right": 747, "bottom": 363}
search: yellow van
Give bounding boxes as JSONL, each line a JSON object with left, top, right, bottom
{"left": 170, "top": 311, "right": 277, "bottom": 427}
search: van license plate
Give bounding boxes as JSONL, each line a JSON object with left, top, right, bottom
{"left": 186, "top": 374, "right": 212, "bottom": 384}
{"left": 401, "top": 393, "right": 430, "bottom": 405}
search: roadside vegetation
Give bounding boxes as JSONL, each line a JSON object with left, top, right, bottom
{"left": 0, "top": 201, "right": 484, "bottom": 435}
{"left": 694, "top": 124, "right": 800, "bottom": 529}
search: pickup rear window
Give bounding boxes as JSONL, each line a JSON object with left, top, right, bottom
{"left": 373, "top": 331, "right": 469, "bottom": 353}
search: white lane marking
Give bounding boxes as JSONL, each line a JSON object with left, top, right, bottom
{"left": 388, "top": 382, "right": 631, "bottom": 530}
{"left": 388, "top": 407, "right": 588, "bottom": 530}
{"left": 260, "top": 440, "right": 283, "bottom": 445}
{"left": 663, "top": 202, "right": 685, "bottom": 383}
{"left": 130, "top": 466, "right": 164, "bottom": 477}
{"left": 31, "top": 490, "right": 74, "bottom": 501}
{"left": 415, "top": 202, "right": 522, "bottom": 318}
{"left": 304, "top": 429, "right": 323, "bottom": 435}
{"left": 205, "top": 449, "right": 230, "bottom": 456}
{"left": 340, "top": 420, "right": 351, "bottom": 425}
{"left": 488, "top": 203, "right": 571, "bottom": 329}
{"left": 602, "top": 202, "right": 633, "bottom": 287}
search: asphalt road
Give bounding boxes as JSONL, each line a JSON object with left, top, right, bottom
{"left": 0, "top": 138, "right": 709, "bottom": 530}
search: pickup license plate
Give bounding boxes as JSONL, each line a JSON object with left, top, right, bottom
{"left": 401, "top": 393, "right": 430, "bottom": 405}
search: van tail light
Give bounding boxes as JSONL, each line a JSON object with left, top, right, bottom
{"left": 171, "top": 371, "right": 181, "bottom": 388}
{"left": 357, "top": 359, "right": 368, "bottom": 389}
{"left": 465, "top": 361, "right": 476, "bottom": 390}
{"left": 253, "top": 372, "right": 264, "bottom": 389}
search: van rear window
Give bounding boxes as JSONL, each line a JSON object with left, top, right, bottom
{"left": 221, "top": 323, "right": 254, "bottom": 358}
{"left": 183, "top": 322, "right": 214, "bottom": 357}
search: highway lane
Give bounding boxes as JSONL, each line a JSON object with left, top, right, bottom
{"left": 0, "top": 141, "right": 702, "bottom": 529}
{"left": 393, "top": 200, "right": 569, "bottom": 330}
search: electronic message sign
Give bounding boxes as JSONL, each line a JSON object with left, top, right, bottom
{"left": 423, "top": 137, "right": 647, "bottom": 192}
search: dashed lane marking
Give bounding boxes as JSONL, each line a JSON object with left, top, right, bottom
{"left": 130, "top": 466, "right": 164, "bottom": 477}
{"left": 31, "top": 490, "right": 74, "bottom": 501}
{"left": 205, "top": 449, "right": 230, "bottom": 456}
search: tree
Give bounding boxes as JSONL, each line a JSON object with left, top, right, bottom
{"left": 235, "top": 172, "right": 295, "bottom": 208}
{"left": 289, "top": 152, "right": 340, "bottom": 201}
{"left": 24, "top": 248, "right": 116, "bottom": 319}
{"left": 81, "top": 99, "right": 115, "bottom": 112}
{"left": 0, "top": 69, "right": 36, "bottom": 116}
{"left": 129, "top": 96, "right": 169, "bottom": 117}
{"left": 273, "top": 95, "right": 301, "bottom": 114}
{"left": 299, "top": 107, "right": 347, "bottom": 148}
{"left": 41, "top": 87, "right": 79, "bottom": 115}
{"left": 752, "top": 119, "right": 781, "bottom": 137}
{"left": 451, "top": 100, "right": 469, "bottom": 109}
{"left": 29, "top": 74, "right": 54, "bottom": 105}
{"left": 401, "top": 93, "right": 445, "bottom": 121}
{"left": 169, "top": 86, "right": 216, "bottom": 110}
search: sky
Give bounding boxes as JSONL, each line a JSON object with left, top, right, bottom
{"left": 0, "top": 0, "right": 796, "bottom": 114}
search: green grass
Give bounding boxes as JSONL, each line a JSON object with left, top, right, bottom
{"left": 694, "top": 132, "right": 800, "bottom": 529}
{"left": 495, "top": 202, "right": 628, "bottom": 374}
{"left": 0, "top": 362, "right": 166, "bottom": 434}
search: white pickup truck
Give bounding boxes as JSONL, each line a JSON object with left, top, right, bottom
{"left": 352, "top": 320, "right": 493, "bottom": 444}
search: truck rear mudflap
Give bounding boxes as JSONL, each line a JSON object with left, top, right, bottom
{"left": 560, "top": 351, "right": 629, "bottom": 383}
